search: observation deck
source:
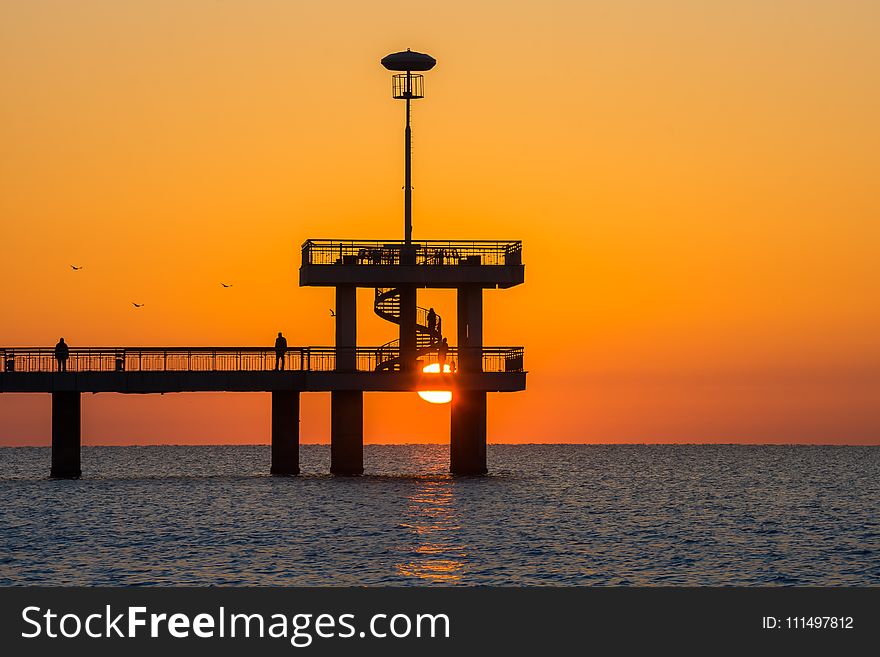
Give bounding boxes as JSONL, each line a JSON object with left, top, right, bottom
{"left": 297, "top": 236, "right": 524, "bottom": 476}
{"left": 299, "top": 239, "right": 524, "bottom": 289}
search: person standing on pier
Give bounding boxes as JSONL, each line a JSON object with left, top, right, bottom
{"left": 54, "top": 338, "right": 69, "bottom": 372}
{"left": 438, "top": 337, "right": 449, "bottom": 372}
{"left": 426, "top": 307, "right": 437, "bottom": 341}
{"left": 274, "top": 332, "right": 288, "bottom": 371}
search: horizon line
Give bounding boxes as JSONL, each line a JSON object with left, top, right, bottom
{"left": 1, "top": 442, "right": 878, "bottom": 448}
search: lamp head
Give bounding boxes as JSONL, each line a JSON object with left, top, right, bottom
{"left": 381, "top": 49, "right": 436, "bottom": 72}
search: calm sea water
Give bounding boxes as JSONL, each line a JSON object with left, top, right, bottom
{"left": 0, "top": 445, "right": 877, "bottom": 586}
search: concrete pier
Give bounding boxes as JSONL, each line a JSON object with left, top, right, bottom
{"left": 451, "top": 284, "right": 487, "bottom": 474}
{"left": 456, "top": 285, "right": 483, "bottom": 373}
{"left": 332, "top": 285, "right": 364, "bottom": 474}
{"left": 270, "top": 390, "right": 300, "bottom": 475}
{"left": 335, "top": 285, "right": 357, "bottom": 371}
{"left": 330, "top": 390, "right": 364, "bottom": 475}
{"left": 0, "top": 239, "right": 525, "bottom": 478}
{"left": 50, "top": 391, "right": 81, "bottom": 478}
{"left": 399, "top": 285, "right": 417, "bottom": 372}
{"left": 450, "top": 390, "right": 487, "bottom": 475}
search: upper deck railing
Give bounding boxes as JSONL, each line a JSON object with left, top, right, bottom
{"left": 0, "top": 347, "right": 525, "bottom": 374}
{"left": 301, "top": 240, "right": 522, "bottom": 267}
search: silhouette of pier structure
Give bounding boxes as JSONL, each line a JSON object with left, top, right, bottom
{"left": 0, "top": 50, "right": 526, "bottom": 477}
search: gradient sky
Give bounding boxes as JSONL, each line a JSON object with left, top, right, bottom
{"left": 1, "top": 0, "right": 878, "bottom": 445}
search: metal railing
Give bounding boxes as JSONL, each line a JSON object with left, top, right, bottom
{"left": 0, "top": 347, "right": 525, "bottom": 374}
{"left": 301, "top": 240, "right": 522, "bottom": 267}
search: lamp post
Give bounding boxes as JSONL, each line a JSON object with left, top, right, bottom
{"left": 381, "top": 49, "right": 436, "bottom": 245}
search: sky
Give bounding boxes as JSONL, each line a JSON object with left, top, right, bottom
{"left": 1, "top": 0, "right": 878, "bottom": 445}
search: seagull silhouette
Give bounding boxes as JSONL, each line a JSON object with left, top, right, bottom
{"left": 132, "top": 302, "right": 144, "bottom": 308}
{"left": 70, "top": 265, "right": 84, "bottom": 271}
{"left": 329, "top": 309, "right": 336, "bottom": 317}
{"left": 220, "top": 283, "right": 233, "bottom": 288}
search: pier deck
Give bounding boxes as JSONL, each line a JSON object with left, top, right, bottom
{"left": 0, "top": 346, "right": 525, "bottom": 393}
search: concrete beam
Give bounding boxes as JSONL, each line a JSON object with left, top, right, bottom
{"left": 51, "top": 391, "right": 81, "bottom": 478}
{"left": 0, "top": 370, "right": 525, "bottom": 393}
{"left": 270, "top": 390, "right": 300, "bottom": 475}
{"left": 300, "top": 263, "right": 524, "bottom": 289}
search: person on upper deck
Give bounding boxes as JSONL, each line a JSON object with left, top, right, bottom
{"left": 54, "top": 338, "right": 69, "bottom": 372}
{"left": 426, "top": 307, "right": 437, "bottom": 339}
{"left": 274, "top": 332, "right": 288, "bottom": 371}
{"left": 438, "top": 337, "right": 449, "bottom": 372}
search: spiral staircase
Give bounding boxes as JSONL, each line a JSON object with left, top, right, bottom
{"left": 373, "top": 288, "right": 442, "bottom": 371}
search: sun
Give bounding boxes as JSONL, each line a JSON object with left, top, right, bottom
{"left": 418, "top": 363, "right": 452, "bottom": 404}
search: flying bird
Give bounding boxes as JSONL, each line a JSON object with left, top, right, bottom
{"left": 70, "top": 265, "right": 84, "bottom": 271}
{"left": 132, "top": 302, "right": 144, "bottom": 308}
{"left": 329, "top": 309, "right": 336, "bottom": 317}
{"left": 220, "top": 283, "right": 233, "bottom": 288}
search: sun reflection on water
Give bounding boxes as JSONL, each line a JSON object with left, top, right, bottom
{"left": 396, "top": 479, "right": 467, "bottom": 583}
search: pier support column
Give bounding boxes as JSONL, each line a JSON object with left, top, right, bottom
{"left": 331, "top": 391, "right": 363, "bottom": 475}
{"left": 333, "top": 283, "right": 363, "bottom": 474}
{"left": 51, "top": 392, "right": 81, "bottom": 478}
{"left": 270, "top": 391, "right": 300, "bottom": 475}
{"left": 399, "top": 285, "right": 417, "bottom": 372}
{"left": 456, "top": 284, "right": 483, "bottom": 372}
{"left": 451, "top": 390, "right": 487, "bottom": 475}
{"left": 451, "top": 285, "right": 486, "bottom": 474}
{"left": 336, "top": 285, "right": 357, "bottom": 371}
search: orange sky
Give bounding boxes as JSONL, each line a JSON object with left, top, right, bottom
{"left": 1, "top": 1, "right": 878, "bottom": 445}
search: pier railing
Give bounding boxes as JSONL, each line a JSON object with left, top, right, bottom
{"left": 0, "top": 347, "right": 525, "bottom": 374}
{"left": 302, "top": 239, "right": 522, "bottom": 267}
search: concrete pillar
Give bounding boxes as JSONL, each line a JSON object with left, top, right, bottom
{"left": 270, "top": 390, "right": 300, "bottom": 475}
{"left": 399, "top": 285, "right": 417, "bottom": 372}
{"left": 451, "top": 285, "right": 486, "bottom": 474}
{"left": 450, "top": 391, "right": 487, "bottom": 475}
{"left": 456, "top": 285, "right": 483, "bottom": 373}
{"left": 333, "top": 284, "right": 363, "bottom": 474}
{"left": 331, "top": 390, "right": 363, "bottom": 475}
{"left": 335, "top": 285, "right": 357, "bottom": 371}
{"left": 51, "top": 392, "right": 81, "bottom": 478}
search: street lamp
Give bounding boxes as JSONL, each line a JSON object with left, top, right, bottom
{"left": 381, "top": 49, "right": 436, "bottom": 245}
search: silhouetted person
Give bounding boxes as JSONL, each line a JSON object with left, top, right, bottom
{"left": 436, "top": 316, "right": 442, "bottom": 339}
{"left": 54, "top": 338, "right": 69, "bottom": 372}
{"left": 450, "top": 360, "right": 457, "bottom": 374}
{"left": 274, "top": 331, "right": 287, "bottom": 371}
{"left": 426, "top": 307, "right": 437, "bottom": 338}
{"left": 438, "top": 337, "right": 448, "bottom": 372}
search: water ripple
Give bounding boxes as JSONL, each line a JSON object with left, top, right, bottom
{"left": 0, "top": 444, "right": 878, "bottom": 585}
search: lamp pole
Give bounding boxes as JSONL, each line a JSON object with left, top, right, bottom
{"left": 404, "top": 70, "right": 412, "bottom": 244}
{"left": 381, "top": 49, "right": 435, "bottom": 245}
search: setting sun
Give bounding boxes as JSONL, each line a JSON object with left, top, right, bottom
{"left": 418, "top": 363, "right": 452, "bottom": 404}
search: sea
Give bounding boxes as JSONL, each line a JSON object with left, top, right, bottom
{"left": 0, "top": 445, "right": 877, "bottom": 586}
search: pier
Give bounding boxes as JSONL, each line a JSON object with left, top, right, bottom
{"left": 0, "top": 239, "right": 524, "bottom": 476}
{"left": 0, "top": 49, "right": 527, "bottom": 477}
